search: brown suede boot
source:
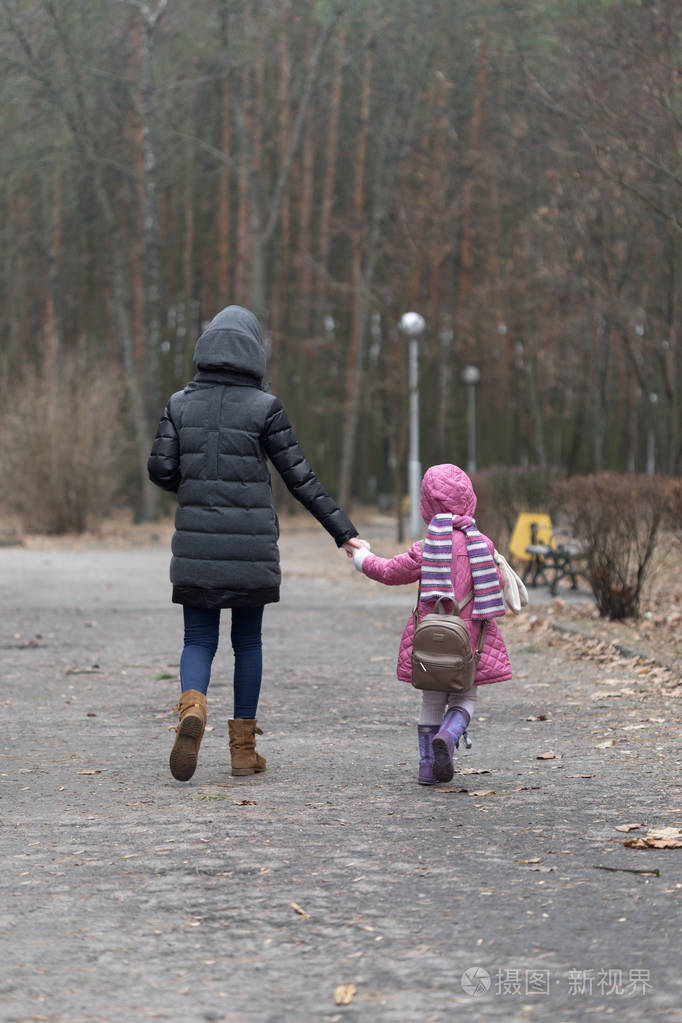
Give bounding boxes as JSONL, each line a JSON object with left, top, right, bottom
{"left": 228, "top": 718, "right": 266, "bottom": 776}
{"left": 169, "top": 690, "right": 207, "bottom": 782}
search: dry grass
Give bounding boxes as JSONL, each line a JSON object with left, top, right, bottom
{"left": 0, "top": 355, "right": 130, "bottom": 534}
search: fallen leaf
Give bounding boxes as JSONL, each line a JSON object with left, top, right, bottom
{"left": 624, "top": 827, "right": 682, "bottom": 850}
{"left": 234, "top": 799, "right": 257, "bottom": 806}
{"left": 569, "top": 773, "right": 595, "bottom": 779}
{"left": 525, "top": 715, "right": 548, "bottom": 721}
{"left": 77, "top": 769, "right": 104, "bottom": 775}
{"left": 537, "top": 751, "right": 560, "bottom": 760}
{"left": 595, "top": 739, "right": 617, "bottom": 749}
{"left": 459, "top": 768, "right": 492, "bottom": 776}
{"left": 615, "top": 824, "right": 643, "bottom": 833}
{"left": 515, "top": 857, "right": 542, "bottom": 864}
{"left": 436, "top": 786, "right": 468, "bottom": 793}
{"left": 333, "top": 984, "right": 357, "bottom": 1006}
{"left": 468, "top": 789, "right": 496, "bottom": 797}
{"left": 290, "top": 902, "right": 310, "bottom": 919}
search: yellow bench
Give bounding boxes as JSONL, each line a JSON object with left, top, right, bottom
{"left": 508, "top": 513, "right": 581, "bottom": 596}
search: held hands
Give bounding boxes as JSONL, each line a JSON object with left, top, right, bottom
{"left": 342, "top": 536, "right": 371, "bottom": 570}
{"left": 493, "top": 548, "right": 529, "bottom": 614}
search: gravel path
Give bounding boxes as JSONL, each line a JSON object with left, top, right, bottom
{"left": 1, "top": 530, "right": 680, "bottom": 1022}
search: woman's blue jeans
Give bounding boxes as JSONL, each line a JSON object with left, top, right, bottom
{"left": 180, "top": 605, "right": 264, "bottom": 719}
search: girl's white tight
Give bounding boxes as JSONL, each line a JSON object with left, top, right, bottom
{"left": 418, "top": 686, "right": 477, "bottom": 726}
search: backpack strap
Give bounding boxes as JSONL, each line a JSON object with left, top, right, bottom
{"left": 413, "top": 540, "right": 488, "bottom": 658}
{"left": 415, "top": 538, "right": 474, "bottom": 615}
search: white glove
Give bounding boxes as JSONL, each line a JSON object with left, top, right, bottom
{"left": 353, "top": 546, "right": 372, "bottom": 571}
{"left": 493, "top": 548, "right": 529, "bottom": 614}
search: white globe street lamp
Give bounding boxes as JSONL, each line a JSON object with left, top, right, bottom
{"left": 461, "top": 365, "right": 481, "bottom": 475}
{"left": 399, "top": 312, "right": 426, "bottom": 537}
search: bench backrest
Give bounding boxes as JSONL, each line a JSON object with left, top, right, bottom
{"left": 508, "top": 512, "right": 554, "bottom": 563}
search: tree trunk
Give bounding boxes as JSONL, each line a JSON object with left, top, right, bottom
{"left": 295, "top": 25, "right": 315, "bottom": 333}
{"left": 272, "top": 14, "right": 291, "bottom": 329}
{"left": 139, "top": 4, "right": 165, "bottom": 430}
{"left": 457, "top": 37, "right": 489, "bottom": 357}
{"left": 183, "top": 139, "right": 196, "bottom": 370}
{"left": 235, "top": 55, "right": 252, "bottom": 304}
{"left": 338, "top": 38, "right": 372, "bottom": 509}
{"left": 316, "top": 21, "right": 346, "bottom": 325}
{"left": 217, "top": 70, "right": 231, "bottom": 303}
{"left": 667, "top": 234, "right": 682, "bottom": 472}
{"left": 43, "top": 160, "right": 63, "bottom": 377}
{"left": 526, "top": 349, "right": 547, "bottom": 469}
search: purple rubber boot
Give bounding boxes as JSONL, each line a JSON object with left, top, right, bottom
{"left": 417, "top": 725, "right": 440, "bottom": 785}
{"left": 432, "top": 706, "right": 471, "bottom": 783}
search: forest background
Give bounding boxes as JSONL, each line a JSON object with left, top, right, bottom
{"left": 1, "top": 0, "right": 680, "bottom": 531}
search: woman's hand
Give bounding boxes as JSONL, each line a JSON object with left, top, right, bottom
{"left": 342, "top": 537, "right": 371, "bottom": 558}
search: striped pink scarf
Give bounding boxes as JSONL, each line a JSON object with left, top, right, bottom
{"left": 421, "top": 512, "right": 506, "bottom": 619}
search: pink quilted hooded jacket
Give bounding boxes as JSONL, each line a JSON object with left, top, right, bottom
{"left": 360, "top": 464, "right": 512, "bottom": 686}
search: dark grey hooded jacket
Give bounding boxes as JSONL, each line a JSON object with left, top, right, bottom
{"left": 148, "top": 305, "right": 357, "bottom": 608}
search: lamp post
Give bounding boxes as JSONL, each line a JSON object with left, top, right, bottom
{"left": 461, "top": 365, "right": 481, "bottom": 475}
{"left": 399, "top": 311, "right": 426, "bottom": 537}
{"left": 646, "top": 392, "right": 658, "bottom": 475}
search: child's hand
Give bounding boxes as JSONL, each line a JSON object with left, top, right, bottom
{"left": 342, "top": 537, "right": 371, "bottom": 559}
{"left": 352, "top": 545, "right": 371, "bottom": 571}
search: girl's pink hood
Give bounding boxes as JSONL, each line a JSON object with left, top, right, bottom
{"left": 419, "top": 464, "right": 477, "bottom": 523}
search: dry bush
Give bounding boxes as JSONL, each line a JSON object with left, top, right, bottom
{"left": 663, "top": 477, "right": 682, "bottom": 539}
{"left": 0, "top": 354, "right": 130, "bottom": 534}
{"left": 550, "top": 473, "right": 675, "bottom": 620}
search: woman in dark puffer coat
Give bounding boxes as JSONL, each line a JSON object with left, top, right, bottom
{"left": 148, "top": 305, "right": 360, "bottom": 782}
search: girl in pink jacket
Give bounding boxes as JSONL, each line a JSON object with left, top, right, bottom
{"left": 353, "top": 464, "right": 512, "bottom": 785}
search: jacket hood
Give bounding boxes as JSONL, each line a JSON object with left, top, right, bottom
{"left": 193, "top": 305, "right": 266, "bottom": 382}
{"left": 419, "top": 464, "right": 477, "bottom": 523}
